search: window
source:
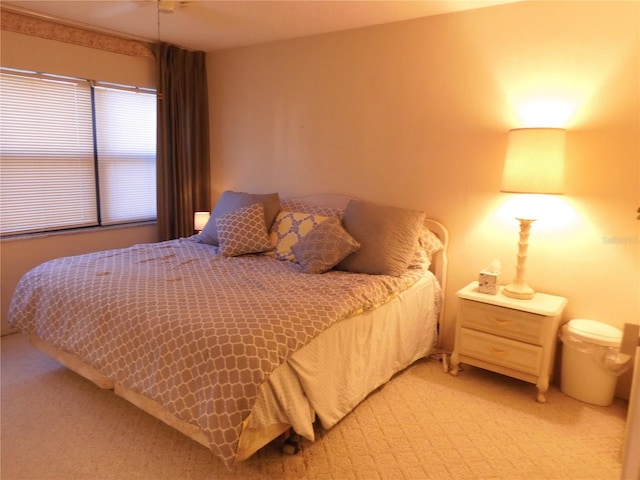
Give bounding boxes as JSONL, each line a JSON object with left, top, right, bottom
{"left": 94, "top": 85, "right": 157, "bottom": 225}
{"left": 0, "top": 68, "right": 156, "bottom": 236}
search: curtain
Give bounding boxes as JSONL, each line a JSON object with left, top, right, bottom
{"left": 156, "top": 42, "right": 210, "bottom": 241}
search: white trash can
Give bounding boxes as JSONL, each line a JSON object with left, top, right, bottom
{"left": 560, "top": 319, "right": 623, "bottom": 406}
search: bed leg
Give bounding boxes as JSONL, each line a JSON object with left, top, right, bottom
{"left": 281, "top": 430, "right": 302, "bottom": 455}
{"left": 441, "top": 353, "right": 449, "bottom": 373}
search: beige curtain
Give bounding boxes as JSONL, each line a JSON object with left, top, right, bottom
{"left": 156, "top": 43, "right": 210, "bottom": 241}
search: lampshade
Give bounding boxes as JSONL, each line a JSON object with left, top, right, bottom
{"left": 194, "top": 211, "right": 210, "bottom": 232}
{"left": 501, "top": 128, "right": 566, "bottom": 194}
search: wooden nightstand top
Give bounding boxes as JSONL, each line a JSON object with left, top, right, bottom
{"left": 457, "top": 281, "right": 567, "bottom": 317}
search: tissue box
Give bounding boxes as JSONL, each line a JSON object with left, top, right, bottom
{"left": 478, "top": 271, "right": 499, "bottom": 295}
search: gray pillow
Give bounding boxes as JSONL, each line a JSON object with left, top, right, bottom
{"left": 199, "top": 191, "right": 280, "bottom": 246}
{"left": 335, "top": 199, "right": 425, "bottom": 276}
{"left": 292, "top": 217, "right": 360, "bottom": 274}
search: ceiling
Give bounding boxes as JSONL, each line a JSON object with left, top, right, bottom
{"left": 2, "top": 0, "right": 519, "bottom": 52}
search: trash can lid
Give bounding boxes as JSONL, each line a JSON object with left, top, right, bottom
{"left": 566, "top": 319, "right": 622, "bottom": 347}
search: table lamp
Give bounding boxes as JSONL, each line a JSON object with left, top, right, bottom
{"left": 194, "top": 211, "right": 210, "bottom": 233}
{"left": 500, "top": 128, "right": 566, "bottom": 299}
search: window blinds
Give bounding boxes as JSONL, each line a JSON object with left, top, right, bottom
{"left": 94, "top": 85, "right": 157, "bottom": 225}
{"left": 0, "top": 69, "right": 157, "bottom": 236}
{"left": 0, "top": 71, "right": 97, "bottom": 235}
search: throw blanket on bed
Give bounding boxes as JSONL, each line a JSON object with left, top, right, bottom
{"left": 9, "top": 238, "right": 428, "bottom": 466}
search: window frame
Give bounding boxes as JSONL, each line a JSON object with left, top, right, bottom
{"left": 0, "top": 67, "right": 158, "bottom": 238}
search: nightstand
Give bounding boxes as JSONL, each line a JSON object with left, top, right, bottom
{"left": 450, "top": 281, "right": 567, "bottom": 402}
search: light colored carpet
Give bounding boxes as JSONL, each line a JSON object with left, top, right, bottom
{"left": 1, "top": 333, "right": 627, "bottom": 480}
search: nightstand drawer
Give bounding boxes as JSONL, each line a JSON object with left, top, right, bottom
{"left": 459, "top": 299, "right": 545, "bottom": 345}
{"left": 458, "top": 328, "right": 543, "bottom": 375}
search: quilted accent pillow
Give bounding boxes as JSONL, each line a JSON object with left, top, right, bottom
{"left": 199, "top": 191, "right": 280, "bottom": 246}
{"left": 408, "top": 245, "right": 431, "bottom": 270}
{"left": 292, "top": 218, "right": 360, "bottom": 274}
{"left": 408, "top": 226, "right": 444, "bottom": 269}
{"left": 266, "top": 211, "right": 331, "bottom": 261}
{"left": 215, "top": 203, "right": 272, "bottom": 257}
{"left": 336, "top": 199, "right": 425, "bottom": 276}
{"left": 420, "top": 226, "right": 444, "bottom": 256}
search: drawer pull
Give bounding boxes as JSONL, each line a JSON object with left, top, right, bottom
{"left": 489, "top": 315, "right": 512, "bottom": 327}
{"left": 488, "top": 346, "right": 508, "bottom": 356}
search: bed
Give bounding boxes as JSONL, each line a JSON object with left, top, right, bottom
{"left": 8, "top": 193, "right": 448, "bottom": 468}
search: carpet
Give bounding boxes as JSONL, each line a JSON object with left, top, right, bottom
{"left": 1, "top": 333, "right": 627, "bottom": 479}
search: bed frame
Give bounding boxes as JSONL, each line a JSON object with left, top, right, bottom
{"left": 28, "top": 194, "right": 449, "bottom": 462}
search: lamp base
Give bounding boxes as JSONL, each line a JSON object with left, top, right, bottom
{"left": 503, "top": 282, "right": 535, "bottom": 300}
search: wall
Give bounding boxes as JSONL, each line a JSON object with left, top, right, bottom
{"left": 207, "top": 2, "right": 639, "bottom": 394}
{"left": 0, "top": 30, "right": 159, "bottom": 334}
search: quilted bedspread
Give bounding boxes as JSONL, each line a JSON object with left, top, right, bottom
{"left": 8, "top": 238, "right": 427, "bottom": 466}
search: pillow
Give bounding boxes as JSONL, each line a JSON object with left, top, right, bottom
{"left": 419, "top": 226, "right": 444, "bottom": 257}
{"left": 199, "top": 191, "right": 280, "bottom": 246}
{"left": 335, "top": 199, "right": 425, "bottom": 276}
{"left": 292, "top": 218, "right": 361, "bottom": 274}
{"left": 215, "top": 203, "right": 272, "bottom": 257}
{"left": 408, "top": 226, "right": 444, "bottom": 269}
{"left": 408, "top": 245, "right": 431, "bottom": 270}
{"left": 266, "top": 211, "right": 331, "bottom": 261}
{"left": 279, "top": 198, "right": 344, "bottom": 218}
